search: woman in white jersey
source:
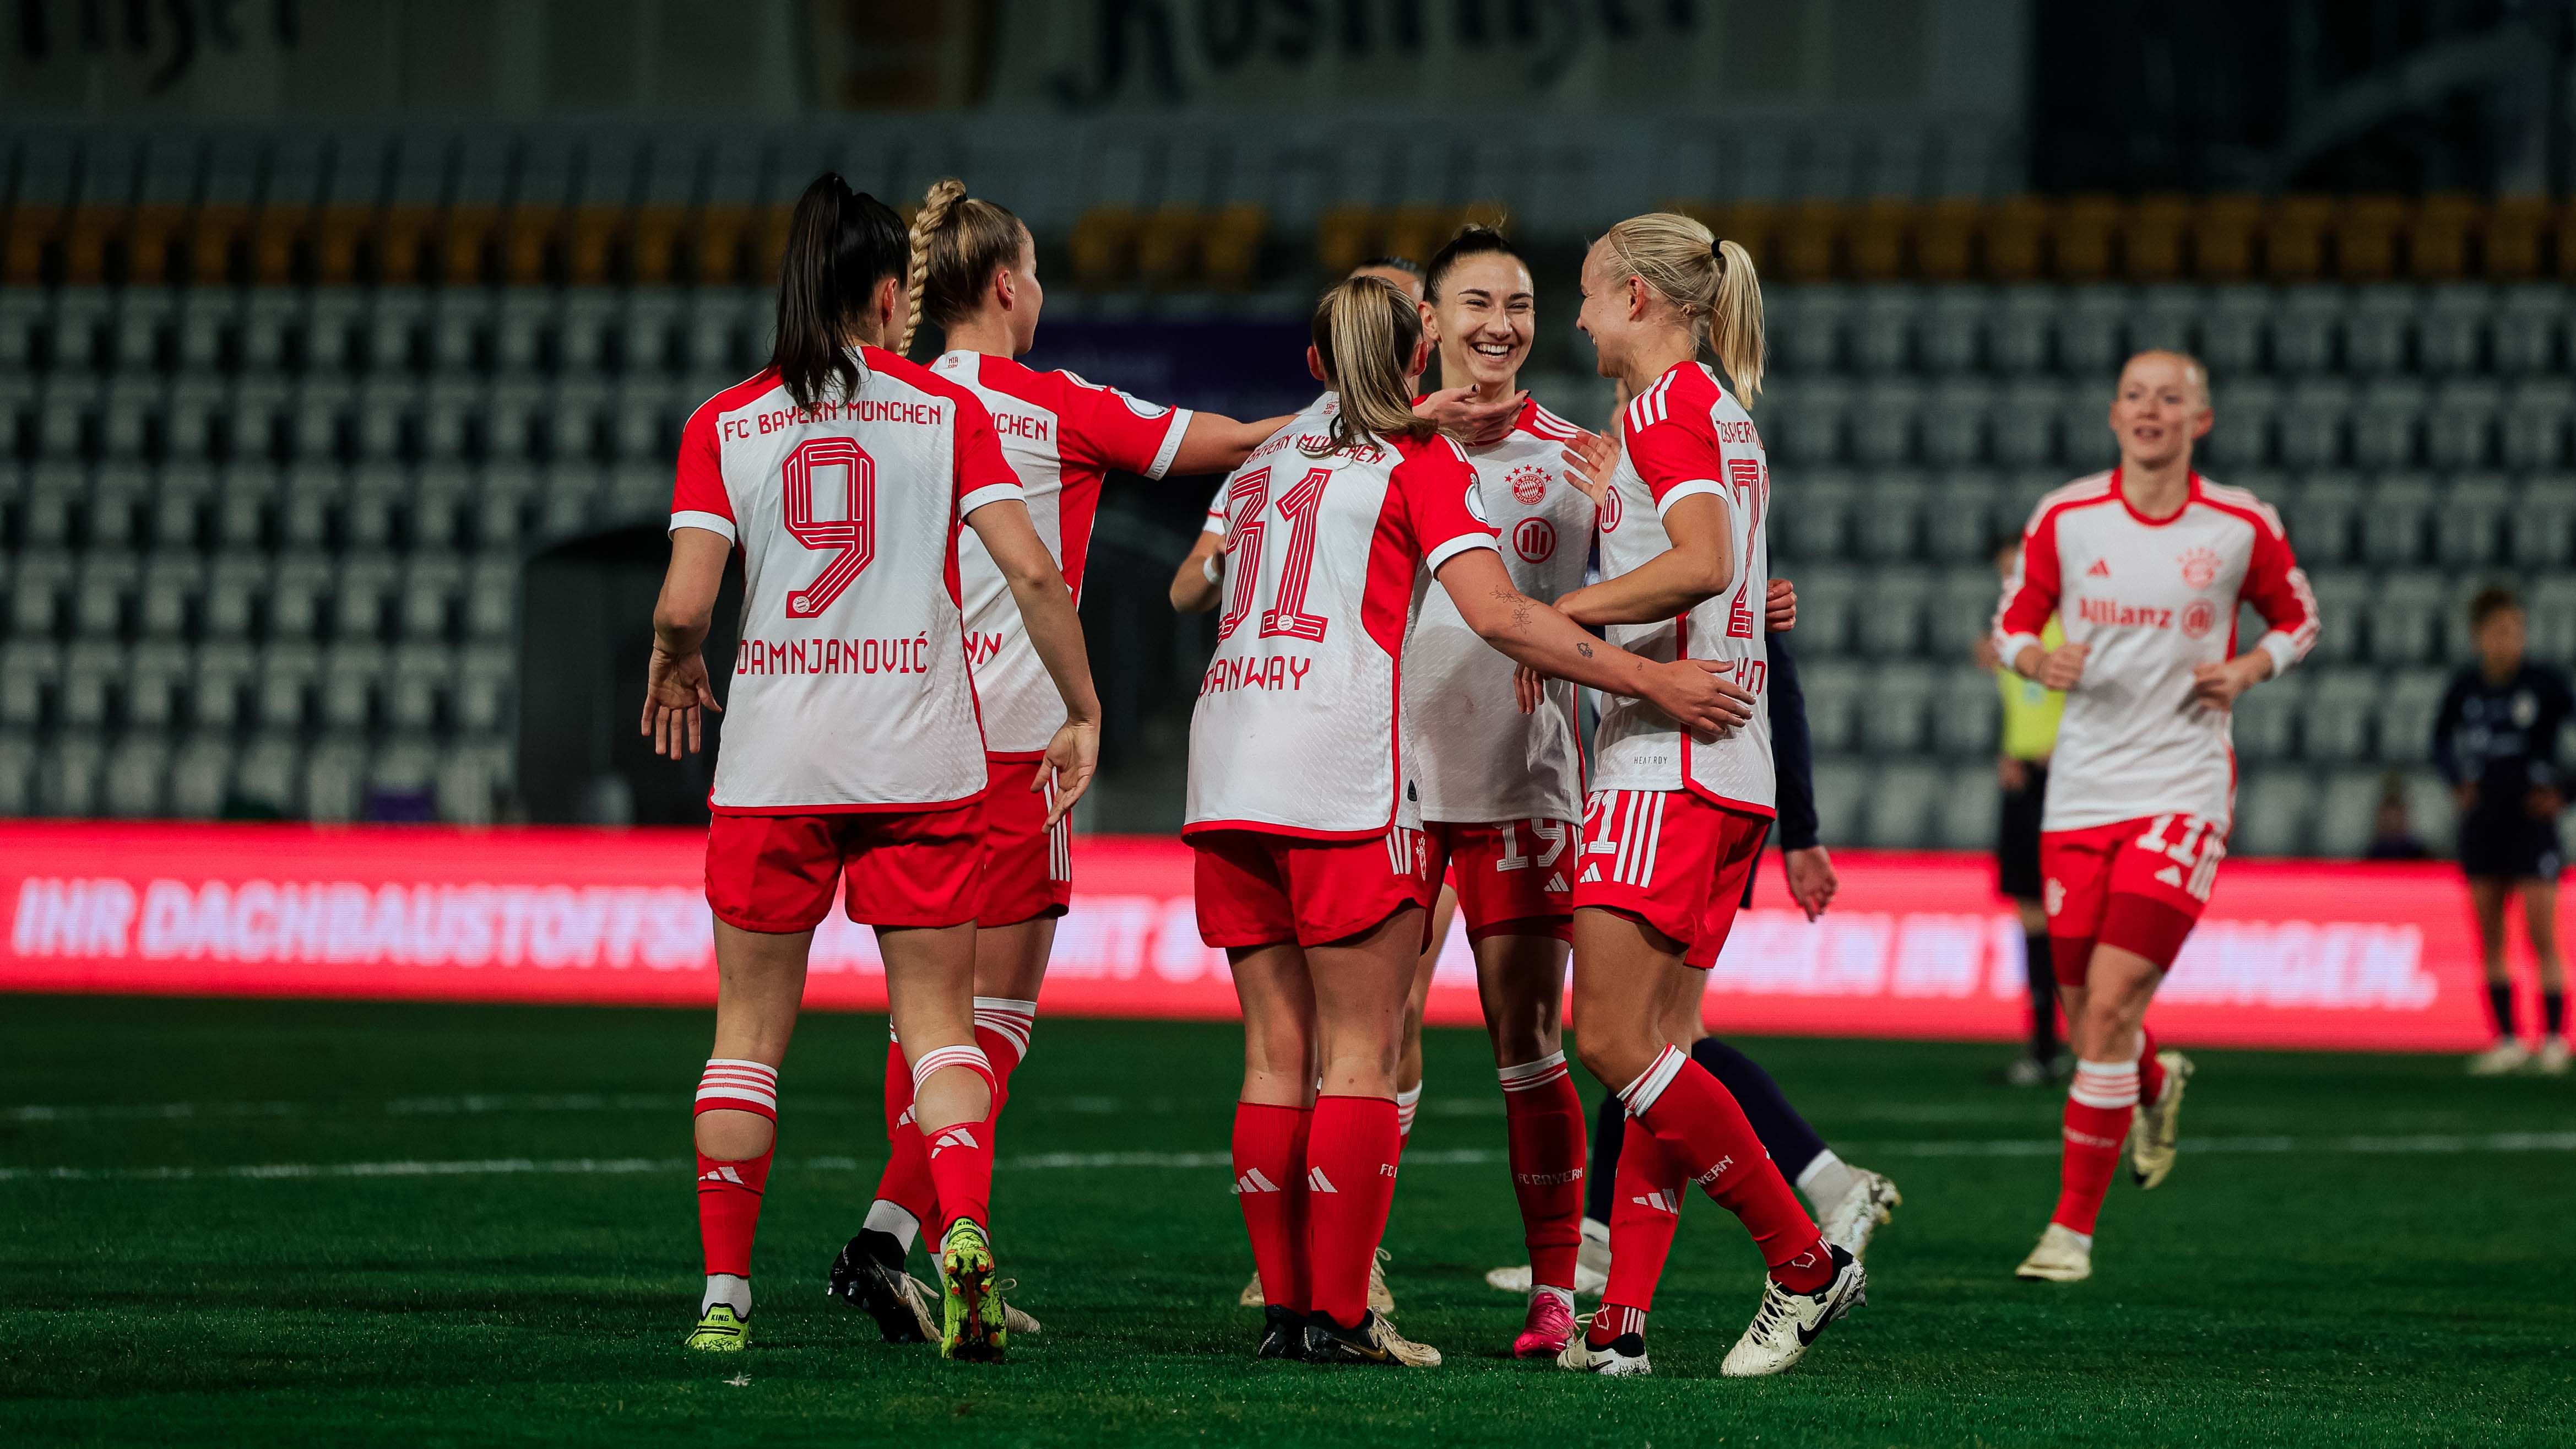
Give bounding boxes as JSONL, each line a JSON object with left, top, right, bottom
{"left": 1548, "top": 213, "right": 1864, "bottom": 1380}
{"left": 1993, "top": 350, "right": 2316, "bottom": 1284}
{"left": 644, "top": 175, "right": 1100, "bottom": 1363}
{"left": 1195, "top": 275, "right": 1756, "bottom": 1367}
{"left": 829, "top": 179, "right": 1290, "bottom": 1339}
{"left": 1387, "top": 223, "right": 1608, "bottom": 1360}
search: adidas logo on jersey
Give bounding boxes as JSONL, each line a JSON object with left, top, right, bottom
{"left": 1630, "top": 1189, "right": 1679, "bottom": 1215}
{"left": 1579, "top": 863, "right": 1602, "bottom": 884}
{"left": 1306, "top": 1166, "right": 1339, "bottom": 1194}
{"left": 699, "top": 1165, "right": 747, "bottom": 1186}
{"left": 2086, "top": 558, "right": 2112, "bottom": 577}
{"left": 1234, "top": 1168, "right": 1282, "bottom": 1196}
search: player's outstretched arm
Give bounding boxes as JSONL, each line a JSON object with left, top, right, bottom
{"left": 1168, "top": 413, "right": 1294, "bottom": 476}
{"left": 642, "top": 527, "right": 730, "bottom": 760}
{"left": 967, "top": 497, "right": 1103, "bottom": 824}
{"left": 1435, "top": 548, "right": 1752, "bottom": 736}
{"left": 1169, "top": 528, "right": 1224, "bottom": 614}
{"left": 1550, "top": 491, "right": 1737, "bottom": 626}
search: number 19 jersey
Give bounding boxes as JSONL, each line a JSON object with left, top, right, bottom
{"left": 670, "top": 348, "right": 1022, "bottom": 813}
{"left": 1590, "top": 361, "right": 1776, "bottom": 817}
{"left": 1186, "top": 413, "right": 1498, "bottom": 839}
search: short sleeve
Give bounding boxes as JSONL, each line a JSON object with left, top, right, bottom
{"left": 1395, "top": 435, "right": 1499, "bottom": 575}
{"left": 1059, "top": 370, "right": 1194, "bottom": 480}
{"left": 669, "top": 404, "right": 736, "bottom": 542}
{"left": 1202, "top": 482, "right": 1228, "bottom": 534}
{"left": 1622, "top": 401, "right": 1725, "bottom": 516}
{"left": 952, "top": 395, "right": 1026, "bottom": 521}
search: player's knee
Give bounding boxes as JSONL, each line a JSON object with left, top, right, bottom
{"left": 693, "top": 1107, "right": 775, "bottom": 1162}
{"left": 1574, "top": 1034, "right": 1652, "bottom": 1094}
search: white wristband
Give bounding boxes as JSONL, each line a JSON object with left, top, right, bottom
{"left": 1202, "top": 554, "right": 1223, "bottom": 586}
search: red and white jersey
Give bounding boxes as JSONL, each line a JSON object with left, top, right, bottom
{"left": 1589, "top": 361, "right": 1775, "bottom": 815}
{"left": 931, "top": 351, "right": 1192, "bottom": 757}
{"left": 1992, "top": 469, "right": 2319, "bottom": 834}
{"left": 670, "top": 350, "right": 1022, "bottom": 813}
{"left": 1403, "top": 398, "right": 1593, "bottom": 823}
{"left": 1185, "top": 408, "right": 1497, "bottom": 838}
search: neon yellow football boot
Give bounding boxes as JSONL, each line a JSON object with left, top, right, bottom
{"left": 685, "top": 1303, "right": 749, "bottom": 1351}
{"left": 939, "top": 1218, "right": 1007, "bottom": 1362}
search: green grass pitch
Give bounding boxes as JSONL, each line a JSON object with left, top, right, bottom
{"left": 3, "top": 995, "right": 2572, "bottom": 1446}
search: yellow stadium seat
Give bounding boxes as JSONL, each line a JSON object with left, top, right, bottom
{"left": 2402, "top": 193, "right": 2479, "bottom": 279}
{"left": 440, "top": 204, "right": 500, "bottom": 285}
{"left": 61, "top": 205, "right": 121, "bottom": 285}
{"left": 695, "top": 207, "right": 754, "bottom": 286}
{"left": 2189, "top": 193, "right": 2263, "bottom": 280}
{"left": 1381, "top": 205, "right": 1460, "bottom": 271}
{"left": 628, "top": 206, "right": 689, "bottom": 286}
{"left": 1070, "top": 204, "right": 1140, "bottom": 289}
{"left": 1200, "top": 203, "right": 1267, "bottom": 291}
{"left": 2262, "top": 194, "right": 2334, "bottom": 280}
{"left": 1711, "top": 201, "right": 1783, "bottom": 277}
{"left": 1984, "top": 196, "right": 2050, "bottom": 280}
{"left": 1848, "top": 198, "right": 1915, "bottom": 280}
{"left": 1135, "top": 204, "right": 1206, "bottom": 286}
{"left": 1, "top": 203, "right": 60, "bottom": 285}
{"left": 250, "top": 206, "right": 303, "bottom": 285}
{"left": 2053, "top": 193, "right": 2121, "bottom": 280}
{"left": 190, "top": 204, "right": 248, "bottom": 285}
{"left": 564, "top": 208, "right": 622, "bottom": 286}
{"left": 503, "top": 206, "right": 561, "bottom": 285}
{"left": 2123, "top": 194, "right": 2192, "bottom": 280}
{"left": 750, "top": 204, "right": 794, "bottom": 289}
{"left": 2335, "top": 194, "right": 2407, "bottom": 280}
{"left": 1915, "top": 197, "right": 1982, "bottom": 281}
{"left": 1314, "top": 204, "right": 1384, "bottom": 278}
{"left": 128, "top": 204, "right": 186, "bottom": 284}
{"left": 375, "top": 206, "right": 437, "bottom": 285}
{"left": 312, "top": 205, "right": 372, "bottom": 285}
{"left": 1778, "top": 199, "right": 1847, "bottom": 282}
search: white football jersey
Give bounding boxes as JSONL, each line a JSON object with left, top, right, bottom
{"left": 1993, "top": 469, "right": 2319, "bottom": 833}
{"left": 1186, "top": 409, "right": 1498, "bottom": 837}
{"left": 1403, "top": 398, "right": 1593, "bottom": 824}
{"left": 1589, "top": 361, "right": 1776, "bottom": 816}
{"left": 670, "top": 349, "right": 1022, "bottom": 812}
{"left": 931, "top": 351, "right": 1192, "bottom": 757}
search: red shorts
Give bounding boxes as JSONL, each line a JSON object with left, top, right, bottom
{"left": 978, "top": 755, "right": 1072, "bottom": 928}
{"left": 2040, "top": 812, "right": 2225, "bottom": 985}
{"left": 1572, "top": 788, "right": 1769, "bottom": 969}
{"left": 1191, "top": 826, "right": 1433, "bottom": 949}
{"left": 1424, "top": 818, "right": 1576, "bottom": 942}
{"left": 704, "top": 801, "right": 987, "bottom": 933}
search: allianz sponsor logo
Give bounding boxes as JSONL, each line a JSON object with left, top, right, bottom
{"left": 2076, "top": 597, "right": 2174, "bottom": 630}
{"left": 1706, "top": 909, "right": 2438, "bottom": 1013}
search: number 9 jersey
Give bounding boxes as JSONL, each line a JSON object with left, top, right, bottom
{"left": 669, "top": 348, "right": 1023, "bottom": 813}
{"left": 1185, "top": 410, "right": 1499, "bottom": 839}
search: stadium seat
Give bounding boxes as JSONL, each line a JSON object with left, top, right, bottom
{"left": 167, "top": 735, "right": 231, "bottom": 818}
{"left": 2284, "top": 473, "right": 2361, "bottom": 565}
{"left": 2359, "top": 474, "right": 2434, "bottom": 566}
{"left": 2202, "top": 376, "right": 2277, "bottom": 471}
{"left": 191, "top": 644, "right": 255, "bottom": 731}
{"left": 0, "top": 641, "right": 59, "bottom": 728}
{"left": 1930, "top": 667, "right": 1999, "bottom": 758}
{"left": 1863, "top": 762, "right": 1944, "bottom": 848}
{"left": 135, "top": 556, "right": 199, "bottom": 640}
{"left": 2427, "top": 379, "right": 2502, "bottom": 469}
{"left": 2418, "top": 284, "right": 2490, "bottom": 373}
{"left": 2232, "top": 770, "right": 2315, "bottom": 856}
{"left": 37, "top": 734, "right": 107, "bottom": 817}
{"left": 125, "top": 641, "right": 188, "bottom": 729}
{"left": 232, "top": 734, "right": 301, "bottom": 814}
{"left": 2376, "top": 671, "right": 2449, "bottom": 764}
{"left": 2309, "top": 769, "right": 2387, "bottom": 858}
{"left": 1858, "top": 569, "right": 1935, "bottom": 658}
{"left": 2525, "top": 578, "right": 2576, "bottom": 661}
{"left": 1860, "top": 663, "right": 1937, "bottom": 755}
{"left": 1991, "top": 285, "right": 2056, "bottom": 373}
{"left": 2230, "top": 669, "right": 2301, "bottom": 761}
{"left": 2351, "top": 381, "right": 2425, "bottom": 470}
{"left": 2513, "top": 478, "right": 2576, "bottom": 569}
{"left": 2435, "top": 475, "right": 2514, "bottom": 566}
{"left": 101, "top": 733, "right": 169, "bottom": 818}
{"left": 72, "top": 553, "right": 137, "bottom": 639}
{"left": 2367, "top": 573, "right": 2449, "bottom": 664}
{"left": 2501, "top": 381, "right": 2570, "bottom": 470}
{"left": 1809, "top": 758, "right": 1868, "bottom": 845}
{"left": 2491, "top": 284, "right": 2562, "bottom": 374}
{"left": 0, "top": 732, "right": 35, "bottom": 816}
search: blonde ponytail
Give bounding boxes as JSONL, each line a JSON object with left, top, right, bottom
{"left": 902, "top": 177, "right": 1027, "bottom": 359}
{"left": 1599, "top": 212, "right": 1767, "bottom": 402}
{"left": 1305, "top": 276, "right": 1434, "bottom": 457}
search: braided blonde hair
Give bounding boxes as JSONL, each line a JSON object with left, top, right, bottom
{"left": 1598, "top": 212, "right": 1766, "bottom": 401}
{"left": 901, "top": 177, "right": 1026, "bottom": 357}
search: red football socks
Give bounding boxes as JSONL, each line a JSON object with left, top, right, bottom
{"left": 1498, "top": 1051, "right": 1589, "bottom": 1293}
{"left": 693, "top": 1058, "right": 781, "bottom": 1285}
{"left": 1602, "top": 1112, "right": 1685, "bottom": 1314}
{"left": 2138, "top": 1028, "right": 2167, "bottom": 1106}
{"left": 1620, "top": 1046, "right": 1832, "bottom": 1293}
{"left": 1231, "top": 1101, "right": 1311, "bottom": 1312}
{"left": 874, "top": 1005, "right": 1038, "bottom": 1239}
{"left": 1585, "top": 1302, "right": 1648, "bottom": 1349}
{"left": 1306, "top": 1094, "right": 1400, "bottom": 1328}
{"left": 912, "top": 1044, "right": 1000, "bottom": 1236}
{"left": 2052, "top": 1055, "right": 2139, "bottom": 1236}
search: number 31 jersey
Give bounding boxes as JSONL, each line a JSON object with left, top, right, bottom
{"left": 670, "top": 348, "right": 1022, "bottom": 813}
{"left": 1590, "top": 361, "right": 1776, "bottom": 817}
{"left": 1186, "top": 412, "right": 1498, "bottom": 839}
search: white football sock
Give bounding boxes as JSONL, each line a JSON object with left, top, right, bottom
{"left": 864, "top": 1199, "right": 920, "bottom": 1252}
{"left": 702, "top": 1272, "right": 751, "bottom": 1318}
{"left": 1533, "top": 1283, "right": 1575, "bottom": 1312}
{"left": 1795, "top": 1149, "right": 1859, "bottom": 1214}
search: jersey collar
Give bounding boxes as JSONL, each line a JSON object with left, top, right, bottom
{"left": 2108, "top": 466, "right": 2200, "bottom": 527}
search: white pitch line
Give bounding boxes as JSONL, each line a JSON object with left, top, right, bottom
{"left": 6, "top": 1133, "right": 2574, "bottom": 1186}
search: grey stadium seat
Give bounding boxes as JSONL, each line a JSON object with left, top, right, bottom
{"left": 1809, "top": 758, "right": 1869, "bottom": 846}
{"left": 1862, "top": 763, "right": 1945, "bottom": 849}
{"left": 1799, "top": 661, "right": 1865, "bottom": 755}
{"left": 2434, "top": 475, "right": 2514, "bottom": 568}
{"left": 2228, "top": 669, "right": 2302, "bottom": 763}
{"left": 1856, "top": 471, "right": 1927, "bottom": 561}
{"left": 2513, "top": 478, "right": 2576, "bottom": 569}
{"left": 2358, "top": 474, "right": 2434, "bottom": 567}
{"left": 1860, "top": 662, "right": 1937, "bottom": 755}
{"left": 1858, "top": 569, "right": 1935, "bottom": 658}
{"left": 101, "top": 733, "right": 169, "bottom": 818}
{"left": 190, "top": 644, "right": 256, "bottom": 731}
{"left": 2232, "top": 770, "right": 2317, "bottom": 857}
{"left": 2302, "top": 671, "right": 2379, "bottom": 762}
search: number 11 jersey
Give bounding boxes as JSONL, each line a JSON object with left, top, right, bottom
{"left": 670, "top": 348, "right": 1023, "bottom": 813}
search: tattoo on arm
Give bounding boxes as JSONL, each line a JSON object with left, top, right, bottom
{"left": 1576, "top": 641, "right": 1593, "bottom": 658}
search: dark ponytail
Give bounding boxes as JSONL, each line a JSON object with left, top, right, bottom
{"left": 770, "top": 173, "right": 909, "bottom": 411}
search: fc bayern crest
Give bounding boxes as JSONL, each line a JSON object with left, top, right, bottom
{"left": 2181, "top": 599, "right": 2217, "bottom": 638}
{"left": 2178, "top": 546, "right": 2220, "bottom": 590}
{"left": 1507, "top": 464, "right": 1549, "bottom": 505}
{"left": 1513, "top": 517, "right": 1558, "bottom": 563}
